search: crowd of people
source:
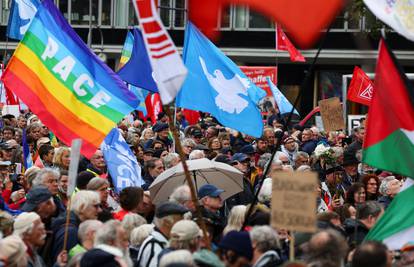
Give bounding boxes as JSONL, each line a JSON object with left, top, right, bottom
{"left": 0, "top": 108, "right": 411, "bottom": 267}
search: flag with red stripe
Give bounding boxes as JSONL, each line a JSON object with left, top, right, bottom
{"left": 132, "top": 0, "right": 187, "bottom": 104}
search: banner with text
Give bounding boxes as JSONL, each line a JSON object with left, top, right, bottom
{"left": 240, "top": 66, "right": 277, "bottom": 96}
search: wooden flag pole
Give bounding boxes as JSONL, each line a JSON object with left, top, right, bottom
{"left": 164, "top": 104, "right": 211, "bottom": 249}
{"left": 62, "top": 198, "right": 72, "bottom": 252}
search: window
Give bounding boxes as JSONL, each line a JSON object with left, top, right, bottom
{"left": 248, "top": 9, "right": 272, "bottom": 29}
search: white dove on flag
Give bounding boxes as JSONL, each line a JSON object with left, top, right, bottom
{"left": 199, "top": 56, "right": 249, "bottom": 114}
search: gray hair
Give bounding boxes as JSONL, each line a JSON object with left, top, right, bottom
{"left": 356, "top": 201, "right": 383, "bottom": 220}
{"left": 121, "top": 213, "right": 147, "bottom": 238}
{"left": 258, "top": 178, "right": 272, "bottom": 204}
{"left": 163, "top": 153, "right": 180, "bottom": 169}
{"left": 257, "top": 153, "right": 272, "bottom": 170}
{"left": 94, "top": 220, "right": 122, "bottom": 246}
{"left": 13, "top": 212, "right": 41, "bottom": 238}
{"left": 297, "top": 165, "right": 311, "bottom": 172}
{"left": 182, "top": 138, "right": 196, "bottom": 148}
{"left": 130, "top": 224, "right": 154, "bottom": 247}
{"left": 32, "top": 168, "right": 60, "bottom": 187}
{"left": 275, "top": 151, "right": 289, "bottom": 162}
{"left": 70, "top": 190, "right": 100, "bottom": 215}
{"left": 86, "top": 177, "right": 109, "bottom": 191}
{"left": 249, "top": 225, "right": 280, "bottom": 253}
{"left": 159, "top": 250, "right": 194, "bottom": 267}
{"left": 189, "top": 150, "right": 204, "bottom": 160}
{"left": 294, "top": 151, "right": 309, "bottom": 162}
{"left": 379, "top": 176, "right": 397, "bottom": 196}
{"left": 78, "top": 220, "right": 103, "bottom": 243}
{"left": 169, "top": 185, "right": 191, "bottom": 205}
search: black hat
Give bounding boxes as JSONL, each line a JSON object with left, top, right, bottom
{"left": 155, "top": 202, "right": 189, "bottom": 218}
{"left": 152, "top": 122, "right": 169, "bottom": 133}
{"left": 80, "top": 248, "right": 119, "bottom": 267}
{"left": 240, "top": 145, "right": 255, "bottom": 155}
{"left": 194, "top": 144, "right": 209, "bottom": 151}
{"left": 192, "top": 129, "right": 203, "bottom": 138}
{"left": 220, "top": 147, "right": 233, "bottom": 155}
{"left": 218, "top": 231, "right": 253, "bottom": 261}
{"left": 342, "top": 153, "right": 360, "bottom": 166}
{"left": 214, "top": 155, "right": 234, "bottom": 165}
{"left": 143, "top": 148, "right": 155, "bottom": 155}
{"left": 21, "top": 186, "right": 52, "bottom": 212}
{"left": 325, "top": 164, "right": 343, "bottom": 175}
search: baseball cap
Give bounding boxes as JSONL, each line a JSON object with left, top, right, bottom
{"left": 231, "top": 153, "right": 249, "bottom": 163}
{"left": 21, "top": 186, "right": 53, "bottom": 212}
{"left": 240, "top": 145, "right": 255, "bottom": 155}
{"left": 198, "top": 184, "right": 224, "bottom": 199}
{"left": 170, "top": 220, "right": 201, "bottom": 241}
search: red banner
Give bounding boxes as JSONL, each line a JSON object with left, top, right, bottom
{"left": 240, "top": 66, "right": 277, "bottom": 96}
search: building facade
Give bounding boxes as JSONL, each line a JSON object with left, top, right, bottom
{"left": 0, "top": 0, "right": 413, "bottom": 115}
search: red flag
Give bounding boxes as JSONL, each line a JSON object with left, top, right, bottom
{"left": 4, "top": 85, "right": 20, "bottom": 105}
{"left": 276, "top": 25, "right": 305, "bottom": 62}
{"left": 145, "top": 93, "right": 162, "bottom": 124}
{"left": 188, "top": 0, "right": 344, "bottom": 48}
{"left": 347, "top": 66, "right": 374, "bottom": 106}
{"left": 182, "top": 109, "right": 200, "bottom": 125}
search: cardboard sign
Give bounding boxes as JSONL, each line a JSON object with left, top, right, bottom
{"left": 318, "top": 97, "right": 345, "bottom": 132}
{"left": 240, "top": 66, "right": 277, "bottom": 96}
{"left": 271, "top": 171, "right": 318, "bottom": 233}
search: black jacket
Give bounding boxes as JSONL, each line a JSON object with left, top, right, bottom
{"left": 344, "top": 218, "right": 369, "bottom": 249}
{"left": 50, "top": 211, "right": 81, "bottom": 262}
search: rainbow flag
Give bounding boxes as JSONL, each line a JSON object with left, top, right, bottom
{"left": 1, "top": 0, "right": 138, "bottom": 158}
{"left": 118, "top": 31, "right": 134, "bottom": 70}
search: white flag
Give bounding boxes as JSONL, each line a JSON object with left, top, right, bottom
{"left": 364, "top": 0, "right": 414, "bottom": 42}
{"left": 133, "top": 0, "right": 187, "bottom": 104}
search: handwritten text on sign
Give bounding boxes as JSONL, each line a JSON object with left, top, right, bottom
{"left": 271, "top": 171, "right": 318, "bottom": 233}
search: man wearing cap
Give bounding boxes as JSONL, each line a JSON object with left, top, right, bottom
{"left": 321, "top": 164, "right": 345, "bottom": 210}
{"left": 137, "top": 202, "right": 188, "bottom": 267}
{"left": 218, "top": 231, "right": 253, "bottom": 267}
{"left": 226, "top": 154, "right": 255, "bottom": 209}
{"left": 144, "top": 122, "right": 172, "bottom": 151}
{"left": 281, "top": 136, "right": 298, "bottom": 166}
{"left": 190, "top": 129, "right": 204, "bottom": 145}
{"left": 198, "top": 184, "right": 226, "bottom": 240}
{"left": 21, "top": 186, "right": 57, "bottom": 265}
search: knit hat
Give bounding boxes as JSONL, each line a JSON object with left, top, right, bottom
{"left": 170, "top": 220, "right": 201, "bottom": 241}
{"left": 80, "top": 248, "right": 120, "bottom": 267}
{"left": 0, "top": 235, "right": 27, "bottom": 265}
{"left": 218, "top": 231, "right": 253, "bottom": 260}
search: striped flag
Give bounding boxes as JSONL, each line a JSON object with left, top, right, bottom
{"left": 132, "top": 0, "right": 187, "bottom": 104}
{"left": 2, "top": 0, "right": 138, "bottom": 158}
{"left": 118, "top": 31, "right": 134, "bottom": 70}
{"left": 22, "top": 128, "right": 33, "bottom": 170}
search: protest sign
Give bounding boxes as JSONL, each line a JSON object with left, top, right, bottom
{"left": 240, "top": 66, "right": 277, "bottom": 96}
{"left": 271, "top": 171, "right": 318, "bottom": 233}
{"left": 318, "top": 97, "right": 345, "bottom": 132}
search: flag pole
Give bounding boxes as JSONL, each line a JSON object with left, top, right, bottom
{"left": 164, "top": 104, "right": 210, "bottom": 248}
{"left": 241, "top": 26, "right": 332, "bottom": 230}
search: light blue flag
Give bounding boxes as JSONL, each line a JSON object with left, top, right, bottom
{"left": 7, "top": 0, "right": 40, "bottom": 40}
{"left": 176, "top": 23, "right": 266, "bottom": 137}
{"left": 267, "top": 77, "right": 299, "bottom": 115}
{"left": 129, "top": 85, "right": 149, "bottom": 117}
{"left": 101, "top": 128, "right": 144, "bottom": 193}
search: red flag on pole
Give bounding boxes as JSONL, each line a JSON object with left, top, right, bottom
{"left": 276, "top": 25, "right": 305, "bottom": 63}
{"left": 347, "top": 66, "right": 374, "bottom": 106}
{"left": 145, "top": 93, "right": 162, "bottom": 124}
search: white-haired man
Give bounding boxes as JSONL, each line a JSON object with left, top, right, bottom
{"left": 68, "top": 219, "right": 103, "bottom": 259}
{"left": 51, "top": 190, "right": 101, "bottom": 262}
{"left": 13, "top": 212, "right": 46, "bottom": 267}
{"left": 169, "top": 185, "right": 196, "bottom": 212}
{"left": 137, "top": 202, "right": 189, "bottom": 267}
{"left": 378, "top": 176, "right": 402, "bottom": 209}
{"left": 32, "top": 168, "right": 65, "bottom": 215}
{"left": 250, "top": 226, "right": 283, "bottom": 267}
{"left": 80, "top": 220, "right": 130, "bottom": 267}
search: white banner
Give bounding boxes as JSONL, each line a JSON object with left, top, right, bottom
{"left": 364, "top": 0, "right": 414, "bottom": 42}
